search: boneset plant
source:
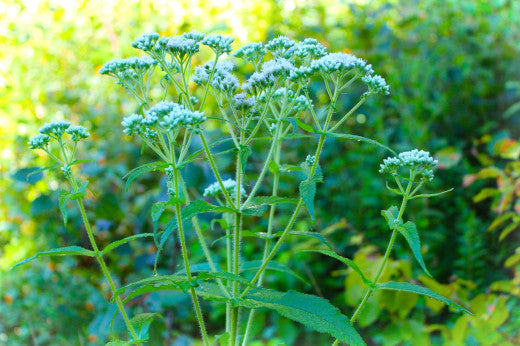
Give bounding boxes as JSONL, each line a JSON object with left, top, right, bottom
{"left": 19, "top": 32, "right": 472, "bottom": 345}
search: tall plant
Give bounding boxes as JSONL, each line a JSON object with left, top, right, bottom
{"left": 19, "top": 32, "right": 471, "bottom": 345}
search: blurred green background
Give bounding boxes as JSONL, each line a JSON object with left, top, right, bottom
{"left": 1, "top": 0, "right": 520, "bottom": 344}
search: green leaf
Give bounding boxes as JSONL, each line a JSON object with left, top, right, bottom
{"left": 242, "top": 196, "right": 298, "bottom": 216}
{"left": 239, "top": 145, "right": 253, "bottom": 174}
{"left": 123, "top": 284, "right": 181, "bottom": 304}
{"left": 105, "top": 339, "right": 134, "bottom": 346}
{"left": 151, "top": 201, "right": 169, "bottom": 246}
{"left": 197, "top": 271, "right": 258, "bottom": 290}
{"left": 381, "top": 206, "right": 401, "bottom": 229}
{"left": 409, "top": 188, "right": 454, "bottom": 200}
{"left": 397, "top": 222, "right": 431, "bottom": 277}
{"left": 242, "top": 289, "right": 365, "bottom": 345}
{"left": 101, "top": 233, "right": 154, "bottom": 255}
{"left": 11, "top": 246, "right": 96, "bottom": 269}
{"left": 286, "top": 231, "right": 333, "bottom": 250}
{"left": 130, "top": 313, "right": 162, "bottom": 340}
{"left": 59, "top": 189, "right": 73, "bottom": 224}
{"left": 301, "top": 250, "right": 372, "bottom": 286}
{"left": 283, "top": 117, "right": 298, "bottom": 137}
{"left": 300, "top": 179, "right": 317, "bottom": 222}
{"left": 123, "top": 161, "right": 168, "bottom": 192}
{"left": 212, "top": 332, "right": 230, "bottom": 346}
{"left": 70, "top": 181, "right": 89, "bottom": 200}
{"left": 116, "top": 275, "right": 191, "bottom": 297}
{"left": 385, "top": 181, "right": 402, "bottom": 195}
{"left": 327, "top": 133, "right": 397, "bottom": 156}
{"left": 375, "top": 281, "right": 472, "bottom": 315}
{"left": 241, "top": 260, "right": 308, "bottom": 284}
{"left": 268, "top": 161, "right": 280, "bottom": 174}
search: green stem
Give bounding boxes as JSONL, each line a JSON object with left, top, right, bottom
{"left": 172, "top": 169, "right": 210, "bottom": 345}
{"left": 328, "top": 97, "right": 366, "bottom": 133}
{"left": 68, "top": 176, "right": 139, "bottom": 343}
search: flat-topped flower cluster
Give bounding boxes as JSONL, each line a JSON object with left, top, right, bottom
{"left": 379, "top": 149, "right": 438, "bottom": 182}
{"left": 28, "top": 121, "right": 90, "bottom": 149}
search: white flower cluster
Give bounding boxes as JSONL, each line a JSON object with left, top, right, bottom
{"left": 165, "top": 35, "right": 201, "bottom": 57}
{"left": 28, "top": 121, "right": 90, "bottom": 150}
{"left": 233, "top": 92, "right": 256, "bottom": 111}
{"left": 131, "top": 32, "right": 160, "bottom": 52}
{"left": 28, "top": 134, "right": 51, "bottom": 149}
{"left": 122, "top": 102, "right": 206, "bottom": 137}
{"left": 310, "top": 53, "right": 373, "bottom": 76}
{"left": 99, "top": 56, "right": 156, "bottom": 77}
{"left": 203, "top": 179, "right": 247, "bottom": 198}
{"left": 243, "top": 58, "right": 295, "bottom": 92}
{"left": 66, "top": 125, "right": 90, "bottom": 142}
{"left": 193, "top": 60, "right": 239, "bottom": 93}
{"left": 362, "top": 74, "right": 390, "bottom": 96}
{"left": 233, "top": 42, "right": 267, "bottom": 66}
{"left": 265, "top": 36, "right": 297, "bottom": 58}
{"left": 202, "top": 34, "right": 235, "bottom": 55}
{"left": 287, "top": 38, "right": 327, "bottom": 60}
{"left": 39, "top": 120, "right": 71, "bottom": 137}
{"left": 379, "top": 149, "right": 438, "bottom": 182}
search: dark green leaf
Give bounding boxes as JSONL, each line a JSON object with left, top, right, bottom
{"left": 283, "top": 117, "right": 297, "bottom": 137}
{"left": 397, "top": 222, "right": 431, "bottom": 277}
{"left": 300, "top": 179, "right": 317, "bottom": 222}
{"left": 301, "top": 250, "right": 372, "bottom": 286}
{"left": 242, "top": 196, "right": 297, "bottom": 216}
{"left": 381, "top": 206, "right": 401, "bottom": 229}
{"left": 12, "top": 167, "right": 44, "bottom": 184}
{"left": 197, "top": 271, "right": 257, "bottom": 290}
{"left": 101, "top": 233, "right": 154, "bottom": 255}
{"left": 130, "top": 313, "right": 162, "bottom": 340}
{"left": 409, "top": 188, "right": 454, "bottom": 200}
{"left": 385, "top": 181, "right": 402, "bottom": 195}
{"left": 59, "top": 189, "right": 73, "bottom": 224}
{"left": 241, "top": 260, "right": 308, "bottom": 284}
{"left": 328, "top": 133, "right": 397, "bottom": 156}
{"left": 124, "top": 161, "right": 168, "bottom": 192}
{"left": 70, "top": 181, "right": 89, "bottom": 200}
{"left": 375, "top": 281, "right": 472, "bottom": 314}
{"left": 11, "top": 246, "right": 96, "bottom": 269}
{"left": 286, "top": 231, "right": 332, "bottom": 250}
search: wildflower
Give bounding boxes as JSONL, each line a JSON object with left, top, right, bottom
{"left": 362, "top": 74, "right": 390, "bottom": 96}
{"left": 291, "top": 95, "right": 312, "bottom": 113}
{"left": 39, "top": 120, "right": 71, "bottom": 137}
{"left": 310, "top": 53, "right": 371, "bottom": 76}
{"left": 265, "top": 36, "right": 296, "bottom": 58}
{"left": 288, "top": 66, "right": 313, "bottom": 85}
{"left": 131, "top": 32, "right": 160, "bottom": 52}
{"left": 288, "top": 39, "right": 327, "bottom": 60}
{"left": 242, "top": 71, "right": 276, "bottom": 92}
{"left": 183, "top": 31, "right": 205, "bottom": 42}
{"left": 306, "top": 155, "right": 316, "bottom": 165}
{"left": 61, "top": 165, "right": 72, "bottom": 176}
{"left": 28, "top": 134, "right": 50, "bottom": 149}
{"left": 165, "top": 35, "right": 200, "bottom": 58}
{"left": 203, "top": 179, "right": 247, "bottom": 198}
{"left": 233, "top": 92, "right": 256, "bottom": 111}
{"left": 261, "top": 58, "right": 295, "bottom": 77}
{"left": 379, "top": 149, "right": 438, "bottom": 182}
{"left": 202, "top": 34, "right": 234, "bottom": 55}
{"left": 193, "top": 60, "right": 239, "bottom": 93}
{"left": 66, "top": 126, "right": 90, "bottom": 142}
{"left": 234, "top": 42, "right": 267, "bottom": 66}
{"left": 121, "top": 113, "right": 144, "bottom": 136}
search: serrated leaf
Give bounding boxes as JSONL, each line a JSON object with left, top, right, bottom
{"left": 327, "top": 133, "right": 397, "bottom": 156}
{"left": 239, "top": 145, "right": 252, "bottom": 174}
{"left": 59, "top": 189, "right": 73, "bottom": 224}
{"left": 116, "top": 275, "right": 191, "bottom": 298}
{"left": 242, "top": 196, "right": 297, "bottom": 216}
{"left": 397, "top": 222, "right": 431, "bottom": 277}
{"left": 151, "top": 201, "right": 169, "bottom": 246}
{"left": 300, "top": 179, "right": 317, "bottom": 222}
{"left": 243, "top": 290, "right": 365, "bottom": 345}
{"left": 123, "top": 162, "right": 168, "bottom": 192}
{"left": 130, "top": 313, "right": 162, "bottom": 340}
{"left": 381, "top": 206, "right": 401, "bottom": 229}
{"left": 375, "top": 281, "right": 472, "bottom": 314}
{"left": 11, "top": 246, "right": 96, "bottom": 269}
{"left": 302, "top": 250, "right": 371, "bottom": 286}
{"left": 197, "top": 271, "right": 257, "bottom": 290}
{"left": 283, "top": 117, "right": 298, "bottom": 137}
{"left": 409, "top": 188, "right": 454, "bottom": 200}
{"left": 70, "top": 181, "right": 89, "bottom": 200}
{"left": 241, "top": 260, "right": 308, "bottom": 284}
{"left": 101, "top": 233, "right": 154, "bottom": 255}
{"left": 286, "top": 231, "right": 332, "bottom": 250}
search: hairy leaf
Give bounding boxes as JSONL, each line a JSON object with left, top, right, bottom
{"left": 397, "top": 222, "right": 432, "bottom": 277}
{"left": 241, "top": 260, "right": 307, "bottom": 284}
{"left": 11, "top": 246, "right": 96, "bottom": 269}
{"left": 300, "top": 179, "right": 317, "bottom": 222}
{"left": 375, "top": 281, "right": 472, "bottom": 314}
{"left": 123, "top": 161, "right": 168, "bottom": 192}
{"left": 101, "top": 233, "right": 154, "bottom": 255}
{"left": 302, "top": 250, "right": 371, "bottom": 286}
{"left": 130, "top": 313, "right": 162, "bottom": 340}
{"left": 242, "top": 196, "right": 297, "bottom": 216}
{"left": 381, "top": 206, "right": 401, "bottom": 229}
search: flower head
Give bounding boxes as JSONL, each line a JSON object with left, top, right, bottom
{"left": 233, "top": 92, "right": 256, "bottom": 112}
{"left": 193, "top": 60, "right": 239, "bottom": 93}
{"left": 310, "top": 53, "right": 371, "bottom": 76}
{"left": 362, "top": 74, "right": 390, "bottom": 96}
{"left": 202, "top": 34, "right": 234, "bottom": 55}
{"left": 288, "top": 38, "right": 327, "bottom": 60}
{"left": 265, "top": 36, "right": 296, "bottom": 58}
{"left": 131, "top": 33, "right": 160, "bottom": 52}
{"left": 380, "top": 149, "right": 438, "bottom": 182}
{"left": 121, "top": 113, "right": 144, "bottom": 136}
{"left": 166, "top": 35, "right": 200, "bottom": 57}
{"left": 39, "top": 120, "right": 71, "bottom": 137}
{"left": 66, "top": 125, "right": 90, "bottom": 142}
{"left": 234, "top": 42, "right": 267, "bottom": 66}
{"left": 28, "top": 134, "right": 50, "bottom": 149}
{"left": 203, "top": 179, "right": 246, "bottom": 198}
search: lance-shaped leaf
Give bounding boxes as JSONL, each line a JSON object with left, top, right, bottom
{"left": 241, "top": 260, "right": 308, "bottom": 284}
{"left": 123, "top": 161, "right": 168, "bottom": 192}
{"left": 242, "top": 196, "right": 298, "bottom": 216}
{"left": 409, "top": 188, "right": 454, "bottom": 200}
{"left": 327, "top": 133, "right": 397, "bottom": 156}
{"left": 101, "top": 233, "right": 154, "bottom": 255}
{"left": 130, "top": 313, "right": 162, "bottom": 341}
{"left": 59, "top": 190, "right": 73, "bottom": 224}
{"left": 397, "top": 221, "right": 432, "bottom": 277}
{"left": 286, "top": 231, "right": 333, "bottom": 250}
{"left": 243, "top": 289, "right": 365, "bottom": 345}
{"left": 302, "top": 250, "right": 372, "bottom": 287}
{"left": 375, "top": 281, "right": 472, "bottom": 314}
{"left": 300, "top": 179, "right": 317, "bottom": 222}
{"left": 116, "top": 275, "right": 191, "bottom": 297}
{"left": 381, "top": 206, "right": 401, "bottom": 229}
{"left": 11, "top": 246, "right": 96, "bottom": 269}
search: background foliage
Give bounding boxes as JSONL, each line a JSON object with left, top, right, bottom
{"left": 1, "top": 0, "right": 519, "bottom": 344}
